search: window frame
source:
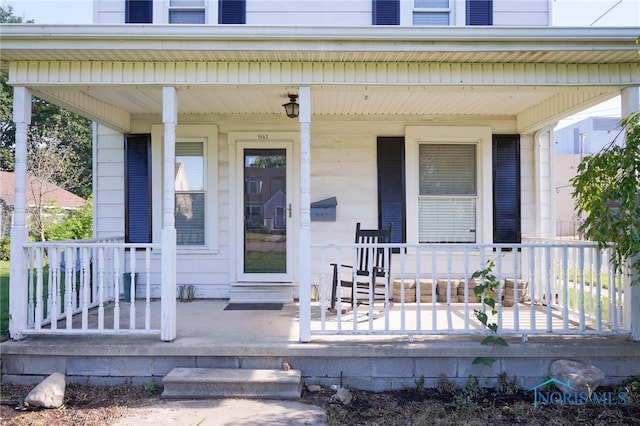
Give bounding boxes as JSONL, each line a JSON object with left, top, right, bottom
{"left": 168, "top": 0, "right": 206, "bottom": 24}
{"left": 405, "top": 126, "right": 493, "bottom": 245}
{"left": 412, "top": 0, "right": 452, "bottom": 26}
{"left": 151, "top": 124, "right": 219, "bottom": 253}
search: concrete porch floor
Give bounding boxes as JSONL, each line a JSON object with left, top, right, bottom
{"left": 1, "top": 300, "right": 638, "bottom": 392}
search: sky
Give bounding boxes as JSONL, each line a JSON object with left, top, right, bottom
{"left": 3, "top": 0, "right": 639, "bottom": 127}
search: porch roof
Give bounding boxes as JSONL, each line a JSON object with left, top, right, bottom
{"left": 1, "top": 25, "right": 638, "bottom": 134}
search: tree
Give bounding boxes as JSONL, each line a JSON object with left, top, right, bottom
{"left": 571, "top": 111, "right": 640, "bottom": 285}
{"left": 27, "top": 134, "right": 88, "bottom": 242}
{"left": 0, "top": 5, "right": 93, "bottom": 199}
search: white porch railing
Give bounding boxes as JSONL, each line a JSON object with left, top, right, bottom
{"left": 310, "top": 240, "right": 628, "bottom": 339}
{"left": 21, "top": 238, "right": 160, "bottom": 335}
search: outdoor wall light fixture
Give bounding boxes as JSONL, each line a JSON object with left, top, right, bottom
{"left": 282, "top": 94, "right": 299, "bottom": 118}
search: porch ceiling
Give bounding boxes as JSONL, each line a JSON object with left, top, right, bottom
{"left": 35, "top": 85, "right": 567, "bottom": 118}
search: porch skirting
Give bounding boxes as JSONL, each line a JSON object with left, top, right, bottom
{"left": 2, "top": 334, "right": 637, "bottom": 392}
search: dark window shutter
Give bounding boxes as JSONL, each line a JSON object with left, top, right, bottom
{"left": 493, "top": 135, "right": 520, "bottom": 243}
{"left": 219, "top": 0, "right": 246, "bottom": 24}
{"left": 466, "top": 0, "right": 492, "bottom": 25}
{"left": 377, "top": 137, "right": 406, "bottom": 245}
{"left": 125, "top": 0, "right": 153, "bottom": 23}
{"left": 125, "top": 134, "right": 152, "bottom": 243}
{"left": 373, "top": 0, "right": 400, "bottom": 25}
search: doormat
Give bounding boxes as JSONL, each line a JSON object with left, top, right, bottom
{"left": 224, "top": 303, "right": 284, "bottom": 311}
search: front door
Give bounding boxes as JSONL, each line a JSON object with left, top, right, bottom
{"left": 234, "top": 137, "right": 295, "bottom": 284}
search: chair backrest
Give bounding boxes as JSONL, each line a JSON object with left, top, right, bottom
{"left": 354, "top": 222, "right": 393, "bottom": 276}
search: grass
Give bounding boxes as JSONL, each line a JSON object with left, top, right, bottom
{"left": 0, "top": 260, "right": 79, "bottom": 338}
{"left": 557, "top": 267, "right": 623, "bottom": 291}
{"left": 567, "top": 287, "right": 611, "bottom": 323}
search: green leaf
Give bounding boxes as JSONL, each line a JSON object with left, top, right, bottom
{"left": 488, "top": 323, "right": 498, "bottom": 333}
{"left": 495, "top": 337, "right": 509, "bottom": 347}
{"left": 472, "top": 357, "right": 496, "bottom": 367}
{"left": 481, "top": 336, "right": 496, "bottom": 345}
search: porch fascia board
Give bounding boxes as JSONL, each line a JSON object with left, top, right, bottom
{"left": 1, "top": 25, "right": 638, "bottom": 56}
{"left": 8, "top": 61, "right": 639, "bottom": 88}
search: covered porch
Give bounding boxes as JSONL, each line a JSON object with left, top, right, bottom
{"left": 2, "top": 24, "right": 640, "bottom": 348}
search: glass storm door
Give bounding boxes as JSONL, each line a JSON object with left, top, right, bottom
{"left": 239, "top": 143, "right": 292, "bottom": 282}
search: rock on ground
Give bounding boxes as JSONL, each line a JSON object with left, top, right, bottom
{"left": 550, "top": 359, "right": 605, "bottom": 395}
{"left": 25, "top": 372, "right": 66, "bottom": 408}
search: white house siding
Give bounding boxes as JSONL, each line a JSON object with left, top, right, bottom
{"left": 94, "top": 0, "right": 125, "bottom": 24}
{"left": 94, "top": 123, "right": 125, "bottom": 239}
{"left": 493, "top": 0, "right": 550, "bottom": 26}
{"left": 246, "top": 0, "right": 371, "bottom": 26}
{"left": 93, "top": 0, "right": 550, "bottom": 26}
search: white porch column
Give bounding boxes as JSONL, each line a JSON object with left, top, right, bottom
{"left": 298, "top": 86, "right": 312, "bottom": 343}
{"left": 9, "top": 87, "right": 31, "bottom": 340}
{"left": 534, "top": 126, "right": 554, "bottom": 238}
{"left": 621, "top": 86, "right": 640, "bottom": 341}
{"left": 161, "top": 87, "right": 177, "bottom": 342}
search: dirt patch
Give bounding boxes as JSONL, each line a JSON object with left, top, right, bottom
{"left": 1, "top": 379, "right": 639, "bottom": 425}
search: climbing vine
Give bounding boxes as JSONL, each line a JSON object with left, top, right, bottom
{"left": 471, "top": 261, "right": 508, "bottom": 366}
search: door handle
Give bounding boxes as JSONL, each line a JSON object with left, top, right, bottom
{"left": 288, "top": 203, "right": 292, "bottom": 218}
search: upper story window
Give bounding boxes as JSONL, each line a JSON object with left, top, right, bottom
{"left": 169, "top": 0, "right": 206, "bottom": 24}
{"left": 413, "top": 0, "right": 450, "bottom": 25}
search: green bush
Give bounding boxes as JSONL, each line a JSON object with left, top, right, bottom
{"left": 0, "top": 236, "right": 9, "bottom": 261}
{"left": 44, "top": 196, "right": 93, "bottom": 241}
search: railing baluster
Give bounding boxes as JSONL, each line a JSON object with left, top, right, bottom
{"left": 595, "top": 250, "right": 603, "bottom": 332}
{"left": 129, "top": 248, "right": 137, "bottom": 330}
{"left": 561, "top": 246, "right": 569, "bottom": 331}
{"left": 81, "top": 246, "right": 90, "bottom": 330}
{"left": 545, "top": 246, "right": 553, "bottom": 332}
{"left": 97, "top": 247, "right": 105, "bottom": 330}
{"left": 528, "top": 247, "right": 536, "bottom": 332}
{"left": 27, "top": 247, "right": 34, "bottom": 326}
{"left": 513, "top": 246, "right": 520, "bottom": 332}
{"left": 65, "top": 247, "right": 73, "bottom": 330}
{"left": 496, "top": 249, "right": 503, "bottom": 331}
{"left": 35, "top": 247, "right": 43, "bottom": 329}
{"left": 50, "top": 248, "right": 58, "bottom": 330}
{"left": 113, "top": 247, "right": 121, "bottom": 330}
{"left": 431, "top": 246, "right": 438, "bottom": 331}
{"left": 463, "top": 247, "right": 470, "bottom": 332}
{"left": 578, "top": 247, "right": 585, "bottom": 331}
{"left": 145, "top": 247, "right": 152, "bottom": 331}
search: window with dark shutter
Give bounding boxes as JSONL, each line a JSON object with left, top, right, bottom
{"left": 466, "top": 0, "right": 492, "bottom": 25}
{"left": 377, "top": 137, "right": 406, "bottom": 246}
{"left": 219, "top": 0, "right": 246, "bottom": 24}
{"left": 373, "top": 0, "right": 400, "bottom": 25}
{"left": 125, "top": 134, "right": 152, "bottom": 243}
{"left": 125, "top": 0, "right": 153, "bottom": 23}
{"left": 492, "top": 135, "right": 520, "bottom": 243}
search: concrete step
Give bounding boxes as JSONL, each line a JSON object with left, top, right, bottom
{"left": 161, "top": 368, "right": 302, "bottom": 399}
{"left": 229, "top": 285, "right": 294, "bottom": 304}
